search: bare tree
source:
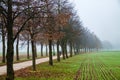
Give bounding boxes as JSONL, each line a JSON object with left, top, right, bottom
{"left": 0, "top": 0, "right": 43, "bottom": 79}
{"left": 0, "top": 15, "right": 6, "bottom": 63}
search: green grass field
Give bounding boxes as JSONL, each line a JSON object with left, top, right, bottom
{"left": 0, "top": 51, "right": 120, "bottom": 80}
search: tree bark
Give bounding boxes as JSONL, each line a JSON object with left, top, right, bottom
{"left": 41, "top": 43, "right": 43, "bottom": 57}
{"left": 57, "top": 41, "right": 60, "bottom": 62}
{"left": 27, "top": 39, "right": 30, "bottom": 59}
{"left": 2, "top": 23, "right": 6, "bottom": 63}
{"left": 53, "top": 44, "right": 55, "bottom": 56}
{"left": 73, "top": 45, "right": 76, "bottom": 55}
{"left": 49, "top": 40, "right": 53, "bottom": 65}
{"left": 61, "top": 42, "right": 65, "bottom": 60}
{"left": 16, "top": 35, "right": 19, "bottom": 61}
{"left": 46, "top": 44, "right": 48, "bottom": 56}
{"left": 70, "top": 42, "right": 73, "bottom": 57}
{"left": 6, "top": 0, "right": 14, "bottom": 80}
{"left": 65, "top": 43, "right": 68, "bottom": 58}
{"left": 6, "top": 34, "right": 14, "bottom": 80}
{"left": 85, "top": 48, "right": 86, "bottom": 53}
{"left": 31, "top": 36, "right": 36, "bottom": 71}
{"left": 34, "top": 42, "right": 37, "bottom": 58}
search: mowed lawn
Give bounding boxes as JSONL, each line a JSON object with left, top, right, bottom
{"left": 0, "top": 51, "right": 120, "bottom": 80}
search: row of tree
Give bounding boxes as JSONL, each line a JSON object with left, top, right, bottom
{"left": 0, "top": 0, "right": 102, "bottom": 80}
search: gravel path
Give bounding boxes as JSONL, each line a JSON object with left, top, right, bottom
{"left": 0, "top": 56, "right": 57, "bottom": 75}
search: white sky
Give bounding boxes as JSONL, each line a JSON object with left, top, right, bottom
{"left": 69, "top": 0, "right": 120, "bottom": 48}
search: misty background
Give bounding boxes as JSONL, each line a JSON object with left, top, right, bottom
{"left": 69, "top": 0, "right": 120, "bottom": 50}
{"left": 0, "top": 0, "right": 120, "bottom": 53}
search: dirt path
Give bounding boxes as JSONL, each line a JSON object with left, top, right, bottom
{"left": 0, "top": 56, "right": 57, "bottom": 75}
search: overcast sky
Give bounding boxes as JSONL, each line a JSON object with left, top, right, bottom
{"left": 0, "top": 0, "right": 120, "bottom": 52}
{"left": 69, "top": 0, "right": 120, "bottom": 49}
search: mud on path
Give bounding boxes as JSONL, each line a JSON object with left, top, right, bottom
{"left": 74, "top": 54, "right": 118, "bottom": 80}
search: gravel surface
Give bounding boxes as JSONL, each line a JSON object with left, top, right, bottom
{"left": 0, "top": 56, "right": 57, "bottom": 75}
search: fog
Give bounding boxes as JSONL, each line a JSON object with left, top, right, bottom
{"left": 69, "top": 0, "right": 120, "bottom": 49}
{"left": 0, "top": 0, "right": 120, "bottom": 53}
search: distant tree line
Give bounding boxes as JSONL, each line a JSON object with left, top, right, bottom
{"left": 0, "top": 0, "right": 102, "bottom": 80}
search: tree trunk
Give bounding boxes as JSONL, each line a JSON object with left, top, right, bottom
{"left": 46, "top": 44, "right": 48, "bottom": 56}
{"left": 53, "top": 44, "right": 55, "bottom": 56}
{"left": 73, "top": 46, "right": 76, "bottom": 55}
{"left": 34, "top": 42, "right": 37, "bottom": 58}
{"left": 6, "top": 34, "right": 14, "bottom": 80}
{"left": 85, "top": 48, "right": 87, "bottom": 53}
{"left": 2, "top": 23, "right": 6, "bottom": 63}
{"left": 41, "top": 43, "right": 43, "bottom": 57}
{"left": 61, "top": 42, "right": 65, "bottom": 60}
{"left": 78, "top": 48, "right": 80, "bottom": 54}
{"left": 70, "top": 42, "right": 73, "bottom": 57}
{"left": 6, "top": 0, "right": 14, "bottom": 80}
{"left": 16, "top": 35, "right": 19, "bottom": 61}
{"left": 48, "top": 40, "right": 53, "bottom": 65}
{"left": 57, "top": 41, "right": 60, "bottom": 62}
{"left": 27, "top": 39, "right": 30, "bottom": 59}
{"left": 65, "top": 43, "right": 68, "bottom": 58}
{"left": 31, "top": 36, "right": 36, "bottom": 71}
